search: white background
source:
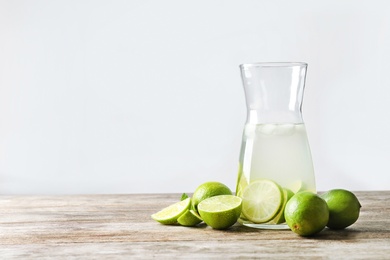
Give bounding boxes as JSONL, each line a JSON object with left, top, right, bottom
{"left": 1, "top": 0, "right": 389, "bottom": 194}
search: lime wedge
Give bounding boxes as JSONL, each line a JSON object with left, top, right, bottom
{"left": 198, "top": 195, "right": 242, "bottom": 230}
{"left": 151, "top": 198, "right": 191, "bottom": 225}
{"left": 241, "top": 179, "right": 283, "bottom": 224}
{"left": 177, "top": 209, "right": 203, "bottom": 227}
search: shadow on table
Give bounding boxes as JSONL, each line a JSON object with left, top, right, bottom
{"left": 193, "top": 223, "right": 262, "bottom": 233}
{"left": 223, "top": 225, "right": 386, "bottom": 240}
{"left": 307, "top": 228, "right": 363, "bottom": 240}
{"left": 313, "top": 226, "right": 390, "bottom": 240}
{"left": 192, "top": 222, "right": 390, "bottom": 240}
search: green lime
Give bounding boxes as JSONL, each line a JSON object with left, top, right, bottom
{"left": 198, "top": 195, "right": 242, "bottom": 230}
{"left": 285, "top": 191, "right": 329, "bottom": 236}
{"left": 241, "top": 179, "right": 284, "bottom": 223}
{"left": 271, "top": 188, "right": 294, "bottom": 224}
{"left": 151, "top": 198, "right": 191, "bottom": 225}
{"left": 320, "top": 189, "right": 361, "bottom": 229}
{"left": 177, "top": 209, "right": 203, "bottom": 227}
{"left": 191, "top": 181, "right": 232, "bottom": 213}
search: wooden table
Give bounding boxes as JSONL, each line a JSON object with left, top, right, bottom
{"left": 0, "top": 191, "right": 389, "bottom": 259}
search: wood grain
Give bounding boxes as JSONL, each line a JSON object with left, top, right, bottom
{"left": 0, "top": 191, "right": 389, "bottom": 259}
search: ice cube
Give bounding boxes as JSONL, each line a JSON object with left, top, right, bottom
{"left": 273, "top": 124, "right": 296, "bottom": 136}
{"left": 256, "top": 124, "right": 276, "bottom": 135}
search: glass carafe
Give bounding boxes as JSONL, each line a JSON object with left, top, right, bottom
{"left": 236, "top": 62, "right": 316, "bottom": 229}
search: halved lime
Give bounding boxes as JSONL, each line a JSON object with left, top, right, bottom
{"left": 191, "top": 181, "right": 232, "bottom": 213}
{"left": 241, "top": 179, "right": 284, "bottom": 223}
{"left": 177, "top": 209, "right": 203, "bottom": 227}
{"left": 151, "top": 198, "right": 191, "bottom": 225}
{"left": 198, "top": 195, "right": 242, "bottom": 230}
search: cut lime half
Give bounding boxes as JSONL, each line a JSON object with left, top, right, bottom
{"left": 198, "top": 195, "right": 242, "bottom": 230}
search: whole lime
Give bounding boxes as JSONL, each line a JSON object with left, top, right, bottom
{"left": 192, "top": 182, "right": 232, "bottom": 213}
{"left": 320, "top": 189, "right": 361, "bottom": 229}
{"left": 284, "top": 191, "right": 329, "bottom": 236}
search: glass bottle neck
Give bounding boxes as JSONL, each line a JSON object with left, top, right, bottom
{"left": 240, "top": 62, "right": 307, "bottom": 125}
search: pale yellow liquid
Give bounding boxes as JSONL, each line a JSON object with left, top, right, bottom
{"left": 236, "top": 123, "right": 316, "bottom": 227}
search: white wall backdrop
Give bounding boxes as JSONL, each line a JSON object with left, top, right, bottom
{"left": 1, "top": 0, "right": 389, "bottom": 194}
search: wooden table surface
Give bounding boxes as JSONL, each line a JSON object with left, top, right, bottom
{"left": 0, "top": 191, "right": 389, "bottom": 259}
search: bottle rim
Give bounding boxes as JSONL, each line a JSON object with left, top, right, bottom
{"left": 239, "top": 62, "right": 307, "bottom": 69}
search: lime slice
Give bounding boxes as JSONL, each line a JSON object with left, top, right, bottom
{"left": 241, "top": 179, "right": 283, "bottom": 223}
{"left": 177, "top": 209, "right": 203, "bottom": 227}
{"left": 198, "top": 195, "right": 242, "bottom": 230}
{"left": 235, "top": 164, "right": 248, "bottom": 198}
{"left": 270, "top": 188, "right": 295, "bottom": 224}
{"left": 151, "top": 198, "right": 191, "bottom": 225}
{"left": 287, "top": 180, "right": 303, "bottom": 193}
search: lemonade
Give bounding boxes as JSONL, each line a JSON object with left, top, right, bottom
{"left": 236, "top": 123, "right": 316, "bottom": 228}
